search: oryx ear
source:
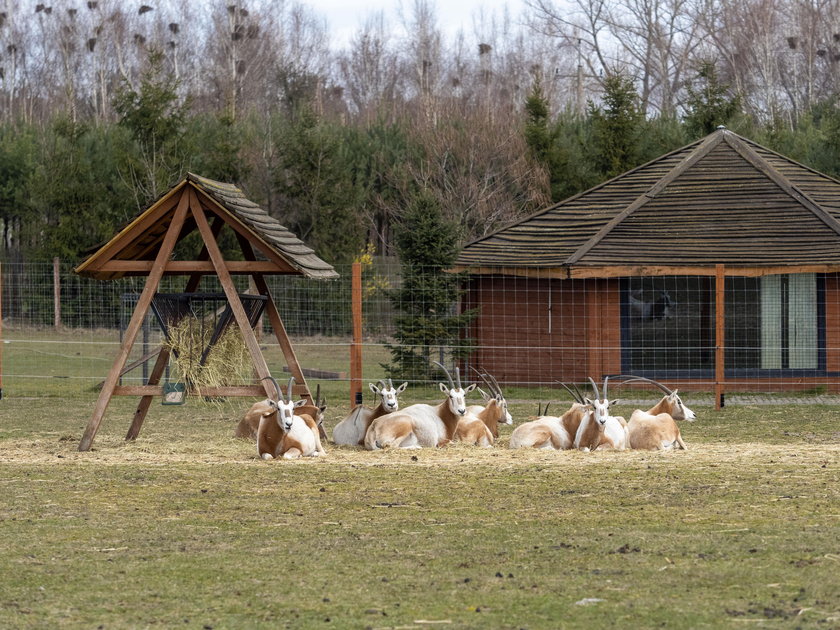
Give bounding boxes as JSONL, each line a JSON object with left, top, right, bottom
{"left": 262, "top": 408, "right": 276, "bottom": 417}
{"left": 465, "top": 383, "right": 477, "bottom": 393}
{"left": 584, "top": 397, "right": 593, "bottom": 406}
{"left": 477, "top": 386, "right": 490, "bottom": 402}
{"left": 609, "top": 399, "right": 619, "bottom": 407}
{"left": 439, "top": 382, "right": 449, "bottom": 393}
{"left": 397, "top": 382, "right": 408, "bottom": 393}
{"left": 294, "top": 399, "right": 307, "bottom": 408}
{"left": 369, "top": 382, "right": 380, "bottom": 395}
{"left": 671, "top": 389, "right": 679, "bottom": 396}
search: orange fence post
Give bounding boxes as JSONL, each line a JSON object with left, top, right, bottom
{"left": 715, "top": 264, "right": 725, "bottom": 410}
{"left": 350, "top": 262, "right": 363, "bottom": 408}
{"left": 53, "top": 257, "right": 61, "bottom": 330}
{"left": 0, "top": 261, "right": 3, "bottom": 400}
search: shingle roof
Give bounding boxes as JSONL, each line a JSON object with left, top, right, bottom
{"left": 454, "top": 128, "right": 840, "bottom": 273}
{"left": 75, "top": 173, "right": 338, "bottom": 280}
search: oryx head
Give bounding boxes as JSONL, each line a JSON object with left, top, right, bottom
{"left": 616, "top": 375, "right": 696, "bottom": 421}
{"left": 262, "top": 376, "right": 307, "bottom": 432}
{"left": 472, "top": 367, "right": 512, "bottom": 425}
{"left": 584, "top": 376, "right": 618, "bottom": 427}
{"left": 370, "top": 378, "right": 407, "bottom": 413}
{"left": 434, "top": 361, "right": 476, "bottom": 417}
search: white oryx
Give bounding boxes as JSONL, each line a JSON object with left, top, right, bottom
{"left": 508, "top": 381, "right": 600, "bottom": 450}
{"left": 579, "top": 377, "right": 629, "bottom": 451}
{"left": 332, "top": 379, "right": 408, "bottom": 446}
{"left": 364, "top": 362, "right": 476, "bottom": 450}
{"left": 454, "top": 368, "right": 513, "bottom": 447}
{"left": 619, "top": 376, "right": 696, "bottom": 450}
{"left": 235, "top": 377, "right": 327, "bottom": 460}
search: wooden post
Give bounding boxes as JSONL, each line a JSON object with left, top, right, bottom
{"left": 350, "top": 261, "right": 362, "bottom": 407}
{"left": 0, "top": 261, "right": 3, "bottom": 400}
{"left": 715, "top": 264, "right": 725, "bottom": 410}
{"left": 53, "top": 257, "right": 61, "bottom": 330}
{"left": 78, "top": 191, "right": 191, "bottom": 451}
{"left": 189, "top": 191, "right": 274, "bottom": 400}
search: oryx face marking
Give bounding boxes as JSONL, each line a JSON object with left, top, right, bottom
{"left": 668, "top": 391, "right": 696, "bottom": 421}
{"left": 440, "top": 382, "right": 476, "bottom": 416}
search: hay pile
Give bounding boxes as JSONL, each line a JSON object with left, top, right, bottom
{"left": 162, "top": 316, "right": 253, "bottom": 396}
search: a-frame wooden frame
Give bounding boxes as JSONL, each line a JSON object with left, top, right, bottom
{"left": 78, "top": 182, "right": 319, "bottom": 451}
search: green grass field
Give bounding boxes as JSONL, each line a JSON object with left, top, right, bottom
{"left": 1, "top": 386, "right": 838, "bottom": 629}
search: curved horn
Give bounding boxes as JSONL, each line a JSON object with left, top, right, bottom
{"left": 588, "top": 377, "right": 601, "bottom": 401}
{"left": 544, "top": 402, "right": 550, "bottom": 416}
{"left": 387, "top": 378, "right": 393, "bottom": 389}
{"left": 471, "top": 367, "right": 497, "bottom": 397}
{"left": 432, "top": 361, "right": 454, "bottom": 389}
{"left": 487, "top": 371, "right": 503, "bottom": 398}
{"left": 285, "top": 377, "right": 296, "bottom": 403}
{"left": 557, "top": 381, "right": 584, "bottom": 405}
{"left": 455, "top": 366, "right": 462, "bottom": 389}
{"left": 260, "top": 376, "right": 282, "bottom": 401}
{"left": 613, "top": 374, "right": 672, "bottom": 395}
{"left": 603, "top": 375, "right": 610, "bottom": 402}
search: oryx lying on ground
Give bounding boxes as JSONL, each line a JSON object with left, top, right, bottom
{"left": 332, "top": 379, "right": 407, "bottom": 446}
{"left": 235, "top": 377, "right": 327, "bottom": 459}
{"left": 455, "top": 368, "right": 513, "bottom": 447}
{"left": 364, "top": 362, "right": 475, "bottom": 450}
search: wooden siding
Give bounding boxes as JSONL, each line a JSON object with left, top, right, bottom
{"left": 826, "top": 273, "right": 840, "bottom": 373}
{"left": 466, "top": 277, "right": 620, "bottom": 384}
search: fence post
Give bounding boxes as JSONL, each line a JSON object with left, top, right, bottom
{"left": 715, "top": 264, "right": 725, "bottom": 410}
{"left": 0, "top": 261, "right": 3, "bottom": 400}
{"left": 350, "top": 262, "right": 363, "bottom": 408}
{"left": 53, "top": 257, "right": 61, "bottom": 330}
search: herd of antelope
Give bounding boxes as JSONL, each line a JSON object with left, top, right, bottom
{"left": 235, "top": 365, "right": 696, "bottom": 460}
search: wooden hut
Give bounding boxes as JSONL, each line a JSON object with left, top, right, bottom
{"left": 452, "top": 128, "right": 840, "bottom": 395}
{"left": 75, "top": 173, "right": 337, "bottom": 450}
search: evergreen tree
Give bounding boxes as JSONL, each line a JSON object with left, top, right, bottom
{"left": 383, "top": 190, "right": 477, "bottom": 381}
{"left": 273, "top": 107, "right": 366, "bottom": 263}
{"left": 113, "top": 49, "right": 191, "bottom": 206}
{"left": 588, "top": 72, "right": 644, "bottom": 178}
{"left": 524, "top": 75, "right": 569, "bottom": 202}
{"left": 683, "top": 61, "right": 741, "bottom": 139}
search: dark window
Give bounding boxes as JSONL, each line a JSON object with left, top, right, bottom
{"left": 620, "top": 274, "right": 824, "bottom": 378}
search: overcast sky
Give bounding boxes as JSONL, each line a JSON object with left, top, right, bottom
{"left": 304, "top": 0, "right": 530, "bottom": 48}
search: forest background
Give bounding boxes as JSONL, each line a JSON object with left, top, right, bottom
{"left": 3, "top": 0, "right": 840, "bottom": 266}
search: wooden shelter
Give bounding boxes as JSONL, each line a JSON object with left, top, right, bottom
{"left": 75, "top": 173, "right": 337, "bottom": 451}
{"left": 453, "top": 127, "right": 840, "bottom": 397}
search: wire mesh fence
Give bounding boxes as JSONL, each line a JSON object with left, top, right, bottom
{"left": 1, "top": 260, "right": 839, "bottom": 402}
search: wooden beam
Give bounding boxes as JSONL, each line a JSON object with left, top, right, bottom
{"left": 351, "top": 262, "right": 363, "bottom": 407}
{"left": 234, "top": 231, "right": 312, "bottom": 406}
{"left": 114, "top": 385, "right": 306, "bottom": 397}
{"left": 75, "top": 184, "right": 185, "bottom": 275}
{"left": 715, "top": 264, "right": 726, "bottom": 410}
{"left": 79, "top": 190, "right": 191, "bottom": 451}
{"left": 450, "top": 263, "right": 840, "bottom": 280}
{"left": 94, "top": 260, "right": 292, "bottom": 274}
{"left": 190, "top": 190, "right": 275, "bottom": 400}
{"left": 124, "top": 216, "right": 226, "bottom": 441}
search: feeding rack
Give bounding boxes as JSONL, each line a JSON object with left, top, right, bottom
{"left": 74, "top": 174, "right": 338, "bottom": 451}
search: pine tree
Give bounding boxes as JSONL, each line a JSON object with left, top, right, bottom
{"left": 589, "top": 72, "right": 644, "bottom": 179}
{"left": 683, "top": 61, "right": 741, "bottom": 139}
{"left": 524, "top": 75, "right": 569, "bottom": 202}
{"left": 383, "top": 190, "right": 477, "bottom": 381}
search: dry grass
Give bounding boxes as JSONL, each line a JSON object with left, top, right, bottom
{"left": 0, "top": 397, "right": 838, "bottom": 629}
